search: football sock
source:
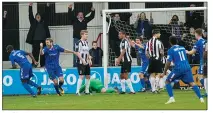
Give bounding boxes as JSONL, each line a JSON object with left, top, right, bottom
{"left": 159, "top": 78, "right": 165, "bottom": 89}
{"left": 27, "top": 80, "right": 39, "bottom": 88}
{"left": 192, "top": 85, "right": 202, "bottom": 99}
{"left": 126, "top": 79, "right": 135, "bottom": 92}
{"left": 150, "top": 76, "right": 156, "bottom": 92}
{"left": 145, "top": 80, "right": 151, "bottom": 89}
{"left": 54, "top": 84, "right": 60, "bottom": 94}
{"left": 120, "top": 79, "right": 126, "bottom": 92}
{"left": 85, "top": 79, "right": 90, "bottom": 93}
{"left": 204, "top": 78, "right": 207, "bottom": 94}
{"left": 155, "top": 76, "right": 160, "bottom": 89}
{"left": 22, "top": 83, "right": 35, "bottom": 95}
{"left": 76, "top": 78, "right": 83, "bottom": 93}
{"left": 166, "top": 83, "right": 173, "bottom": 97}
{"left": 140, "top": 78, "right": 145, "bottom": 89}
{"left": 59, "top": 81, "right": 64, "bottom": 89}
{"left": 200, "top": 78, "right": 204, "bottom": 87}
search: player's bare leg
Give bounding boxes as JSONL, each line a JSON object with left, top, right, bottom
{"left": 139, "top": 73, "right": 146, "bottom": 92}
{"left": 85, "top": 75, "right": 91, "bottom": 95}
{"left": 76, "top": 75, "right": 84, "bottom": 96}
{"left": 52, "top": 78, "right": 61, "bottom": 96}
{"left": 120, "top": 73, "right": 126, "bottom": 94}
{"left": 58, "top": 76, "right": 64, "bottom": 94}
{"left": 124, "top": 73, "right": 135, "bottom": 94}
{"left": 189, "top": 82, "right": 204, "bottom": 103}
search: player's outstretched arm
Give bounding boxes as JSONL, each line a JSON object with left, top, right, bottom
{"left": 64, "top": 49, "right": 75, "bottom": 54}
{"left": 40, "top": 43, "right": 44, "bottom": 55}
{"left": 26, "top": 52, "right": 38, "bottom": 65}
{"left": 186, "top": 49, "right": 196, "bottom": 55}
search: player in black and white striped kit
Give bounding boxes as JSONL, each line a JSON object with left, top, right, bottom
{"left": 146, "top": 29, "right": 164, "bottom": 93}
{"left": 75, "top": 30, "right": 92, "bottom": 96}
{"left": 116, "top": 31, "right": 135, "bottom": 94}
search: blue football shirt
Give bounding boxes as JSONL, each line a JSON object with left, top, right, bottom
{"left": 135, "top": 43, "right": 149, "bottom": 63}
{"left": 193, "top": 38, "right": 206, "bottom": 65}
{"left": 43, "top": 45, "right": 65, "bottom": 69}
{"left": 9, "top": 50, "right": 30, "bottom": 68}
{"left": 167, "top": 45, "right": 191, "bottom": 72}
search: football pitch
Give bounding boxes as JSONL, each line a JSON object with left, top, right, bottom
{"left": 3, "top": 90, "right": 207, "bottom": 110}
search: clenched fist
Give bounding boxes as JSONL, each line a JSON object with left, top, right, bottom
{"left": 91, "top": 7, "right": 95, "bottom": 11}
{"left": 40, "top": 43, "right": 43, "bottom": 48}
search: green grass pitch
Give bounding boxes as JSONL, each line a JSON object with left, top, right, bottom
{"left": 3, "top": 90, "right": 207, "bottom": 110}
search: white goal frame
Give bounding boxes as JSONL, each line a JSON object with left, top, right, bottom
{"left": 102, "top": 7, "right": 207, "bottom": 89}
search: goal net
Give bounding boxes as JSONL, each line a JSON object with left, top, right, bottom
{"left": 102, "top": 7, "right": 207, "bottom": 89}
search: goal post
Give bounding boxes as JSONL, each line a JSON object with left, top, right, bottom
{"left": 102, "top": 7, "right": 207, "bottom": 89}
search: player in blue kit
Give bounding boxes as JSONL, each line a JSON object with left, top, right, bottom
{"left": 161, "top": 36, "right": 204, "bottom": 104}
{"left": 186, "top": 28, "right": 206, "bottom": 88}
{"left": 40, "top": 38, "right": 76, "bottom": 96}
{"left": 6, "top": 45, "right": 41, "bottom": 97}
{"left": 130, "top": 37, "right": 149, "bottom": 92}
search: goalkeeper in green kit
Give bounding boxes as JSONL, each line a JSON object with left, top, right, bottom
{"left": 79, "top": 79, "right": 118, "bottom": 93}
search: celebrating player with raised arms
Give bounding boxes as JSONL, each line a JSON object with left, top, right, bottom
{"left": 186, "top": 28, "right": 206, "bottom": 88}
{"left": 40, "top": 38, "right": 76, "bottom": 96}
{"left": 6, "top": 45, "right": 41, "bottom": 97}
{"left": 130, "top": 37, "right": 149, "bottom": 92}
{"left": 162, "top": 36, "right": 204, "bottom": 104}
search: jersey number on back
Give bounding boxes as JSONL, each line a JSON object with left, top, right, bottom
{"left": 17, "top": 53, "right": 25, "bottom": 59}
{"left": 178, "top": 51, "right": 185, "bottom": 61}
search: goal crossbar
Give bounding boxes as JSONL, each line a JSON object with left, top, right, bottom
{"left": 102, "top": 7, "right": 207, "bottom": 89}
{"left": 103, "top": 7, "right": 207, "bottom": 13}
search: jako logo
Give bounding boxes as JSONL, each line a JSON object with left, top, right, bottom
{"left": 30, "top": 73, "right": 38, "bottom": 88}
{"left": 91, "top": 71, "right": 102, "bottom": 82}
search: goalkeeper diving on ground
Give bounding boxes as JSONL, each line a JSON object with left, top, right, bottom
{"left": 79, "top": 78, "right": 118, "bottom": 94}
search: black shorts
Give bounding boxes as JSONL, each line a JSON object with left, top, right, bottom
{"left": 77, "top": 64, "right": 90, "bottom": 75}
{"left": 121, "top": 61, "right": 132, "bottom": 73}
{"left": 148, "top": 58, "right": 163, "bottom": 74}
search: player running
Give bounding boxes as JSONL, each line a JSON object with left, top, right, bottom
{"left": 40, "top": 38, "right": 75, "bottom": 96}
{"left": 79, "top": 78, "right": 118, "bottom": 94}
{"left": 130, "top": 37, "right": 149, "bottom": 92}
{"left": 116, "top": 31, "right": 135, "bottom": 94}
{"left": 161, "top": 36, "right": 204, "bottom": 104}
{"left": 186, "top": 28, "right": 206, "bottom": 88}
{"left": 6, "top": 45, "right": 41, "bottom": 97}
{"left": 75, "top": 30, "right": 93, "bottom": 96}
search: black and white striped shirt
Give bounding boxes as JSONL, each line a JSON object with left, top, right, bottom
{"left": 75, "top": 40, "right": 90, "bottom": 64}
{"left": 146, "top": 37, "right": 164, "bottom": 60}
{"left": 120, "top": 38, "right": 132, "bottom": 62}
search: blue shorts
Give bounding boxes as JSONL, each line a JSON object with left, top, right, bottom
{"left": 140, "top": 62, "right": 149, "bottom": 75}
{"left": 45, "top": 66, "right": 63, "bottom": 80}
{"left": 166, "top": 70, "right": 194, "bottom": 84}
{"left": 20, "top": 64, "right": 33, "bottom": 80}
{"left": 198, "top": 64, "right": 204, "bottom": 75}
